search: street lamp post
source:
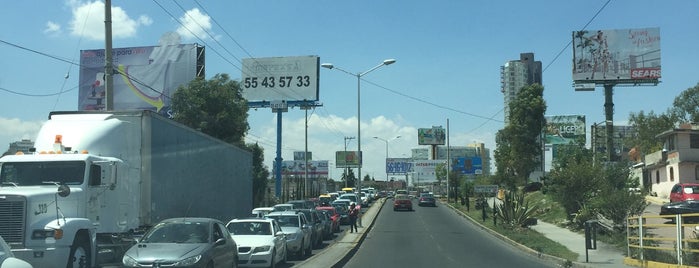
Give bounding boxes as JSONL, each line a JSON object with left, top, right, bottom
{"left": 373, "top": 136, "right": 401, "bottom": 182}
{"left": 322, "top": 59, "right": 396, "bottom": 192}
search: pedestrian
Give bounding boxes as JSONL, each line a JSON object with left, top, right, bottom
{"left": 348, "top": 203, "right": 359, "bottom": 233}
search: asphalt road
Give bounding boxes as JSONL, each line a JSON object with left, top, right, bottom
{"left": 342, "top": 199, "right": 556, "bottom": 268}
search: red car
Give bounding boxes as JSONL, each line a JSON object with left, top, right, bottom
{"left": 670, "top": 183, "right": 699, "bottom": 203}
{"left": 316, "top": 206, "right": 341, "bottom": 233}
{"left": 393, "top": 194, "right": 413, "bottom": 211}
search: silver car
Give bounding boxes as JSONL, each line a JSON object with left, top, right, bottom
{"left": 265, "top": 211, "right": 312, "bottom": 260}
{"left": 0, "top": 235, "right": 32, "bottom": 268}
{"left": 122, "top": 217, "right": 238, "bottom": 268}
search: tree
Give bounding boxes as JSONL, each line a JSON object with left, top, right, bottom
{"left": 627, "top": 110, "right": 676, "bottom": 156}
{"left": 494, "top": 84, "right": 547, "bottom": 188}
{"left": 248, "top": 143, "right": 270, "bottom": 207}
{"left": 171, "top": 74, "right": 249, "bottom": 146}
{"left": 671, "top": 83, "right": 699, "bottom": 123}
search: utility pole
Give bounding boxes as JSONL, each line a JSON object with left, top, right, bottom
{"left": 344, "top": 136, "right": 355, "bottom": 188}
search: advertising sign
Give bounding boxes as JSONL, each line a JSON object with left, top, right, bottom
{"left": 335, "top": 151, "right": 361, "bottom": 168}
{"left": 293, "top": 151, "right": 312, "bottom": 161}
{"left": 412, "top": 160, "right": 446, "bottom": 182}
{"left": 418, "top": 127, "right": 446, "bottom": 145}
{"left": 386, "top": 158, "right": 413, "bottom": 175}
{"left": 545, "top": 115, "right": 586, "bottom": 145}
{"left": 474, "top": 185, "right": 498, "bottom": 194}
{"left": 242, "top": 56, "right": 320, "bottom": 103}
{"left": 452, "top": 157, "right": 483, "bottom": 175}
{"left": 279, "top": 160, "right": 328, "bottom": 176}
{"left": 572, "top": 28, "right": 660, "bottom": 84}
{"left": 79, "top": 43, "right": 202, "bottom": 115}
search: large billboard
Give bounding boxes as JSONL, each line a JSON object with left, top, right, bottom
{"left": 545, "top": 115, "right": 586, "bottom": 145}
{"left": 279, "top": 160, "right": 328, "bottom": 176}
{"left": 452, "top": 157, "right": 483, "bottom": 175}
{"left": 418, "top": 127, "right": 446, "bottom": 145}
{"left": 335, "top": 151, "right": 361, "bottom": 168}
{"left": 412, "top": 160, "right": 446, "bottom": 183}
{"left": 385, "top": 158, "right": 413, "bottom": 175}
{"left": 242, "top": 56, "right": 320, "bottom": 103}
{"left": 572, "top": 28, "right": 660, "bottom": 84}
{"left": 79, "top": 43, "right": 203, "bottom": 115}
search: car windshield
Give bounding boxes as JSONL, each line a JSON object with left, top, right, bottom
{"left": 227, "top": 221, "right": 271, "bottom": 235}
{"left": 141, "top": 221, "right": 210, "bottom": 243}
{"left": 267, "top": 215, "right": 299, "bottom": 227}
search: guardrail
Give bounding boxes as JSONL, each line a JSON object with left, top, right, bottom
{"left": 626, "top": 213, "right": 699, "bottom": 266}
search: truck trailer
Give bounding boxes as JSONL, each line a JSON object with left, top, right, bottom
{"left": 0, "top": 110, "right": 252, "bottom": 267}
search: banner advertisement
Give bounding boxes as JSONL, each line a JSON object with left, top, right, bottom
{"left": 293, "top": 151, "right": 312, "bottom": 161}
{"left": 412, "top": 160, "right": 446, "bottom": 183}
{"left": 418, "top": 127, "right": 446, "bottom": 145}
{"left": 386, "top": 158, "right": 413, "bottom": 175}
{"left": 242, "top": 56, "right": 320, "bottom": 103}
{"left": 452, "top": 157, "right": 483, "bottom": 175}
{"left": 544, "top": 115, "right": 586, "bottom": 145}
{"left": 572, "top": 28, "right": 660, "bottom": 83}
{"left": 335, "top": 151, "right": 361, "bottom": 168}
{"left": 279, "top": 160, "right": 328, "bottom": 176}
{"left": 79, "top": 42, "right": 201, "bottom": 116}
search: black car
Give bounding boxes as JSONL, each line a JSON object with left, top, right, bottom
{"left": 418, "top": 196, "right": 437, "bottom": 207}
{"left": 659, "top": 200, "right": 699, "bottom": 222}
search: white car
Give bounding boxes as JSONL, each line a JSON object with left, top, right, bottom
{"left": 227, "top": 218, "right": 287, "bottom": 267}
{"left": 265, "top": 211, "right": 313, "bottom": 260}
{"left": 0, "top": 236, "right": 32, "bottom": 268}
{"left": 252, "top": 207, "right": 274, "bottom": 218}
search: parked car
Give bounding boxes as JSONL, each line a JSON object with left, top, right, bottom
{"left": 273, "top": 203, "right": 294, "bottom": 212}
{"left": 287, "top": 199, "right": 316, "bottom": 210}
{"left": 316, "top": 206, "right": 341, "bottom": 233}
{"left": 660, "top": 200, "right": 699, "bottom": 222}
{"left": 0, "top": 235, "right": 32, "bottom": 268}
{"left": 670, "top": 183, "right": 699, "bottom": 203}
{"left": 265, "top": 211, "right": 312, "bottom": 259}
{"left": 252, "top": 207, "right": 274, "bottom": 218}
{"left": 226, "top": 218, "right": 287, "bottom": 267}
{"left": 332, "top": 203, "right": 350, "bottom": 225}
{"left": 122, "top": 217, "right": 238, "bottom": 268}
{"left": 338, "top": 193, "right": 360, "bottom": 206}
{"left": 418, "top": 196, "right": 437, "bottom": 207}
{"left": 394, "top": 194, "right": 413, "bottom": 211}
{"left": 295, "top": 209, "right": 324, "bottom": 248}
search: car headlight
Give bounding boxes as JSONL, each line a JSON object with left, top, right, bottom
{"left": 252, "top": 245, "right": 272, "bottom": 253}
{"left": 122, "top": 255, "right": 139, "bottom": 267}
{"left": 32, "top": 228, "right": 63, "bottom": 240}
{"left": 174, "top": 255, "right": 202, "bottom": 266}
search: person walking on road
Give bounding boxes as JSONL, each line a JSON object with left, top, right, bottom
{"left": 348, "top": 203, "right": 359, "bottom": 233}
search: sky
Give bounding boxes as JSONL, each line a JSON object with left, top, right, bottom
{"left": 1, "top": 0, "right": 698, "bottom": 182}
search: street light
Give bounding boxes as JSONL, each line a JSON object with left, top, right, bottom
{"left": 321, "top": 59, "right": 396, "bottom": 191}
{"left": 373, "top": 136, "right": 401, "bottom": 182}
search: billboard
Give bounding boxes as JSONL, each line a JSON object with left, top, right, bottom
{"left": 545, "top": 115, "right": 586, "bottom": 145}
{"left": 452, "top": 157, "right": 483, "bottom": 175}
{"left": 279, "top": 160, "right": 328, "bottom": 176}
{"left": 335, "top": 151, "right": 361, "bottom": 168}
{"left": 412, "top": 160, "right": 446, "bottom": 183}
{"left": 572, "top": 28, "right": 660, "bottom": 84}
{"left": 293, "top": 151, "right": 312, "bottom": 161}
{"left": 79, "top": 43, "right": 203, "bottom": 115}
{"left": 242, "top": 56, "right": 320, "bottom": 103}
{"left": 386, "top": 158, "right": 413, "bottom": 175}
{"left": 418, "top": 127, "right": 446, "bottom": 145}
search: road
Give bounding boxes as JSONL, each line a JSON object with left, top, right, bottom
{"left": 341, "top": 199, "right": 556, "bottom": 268}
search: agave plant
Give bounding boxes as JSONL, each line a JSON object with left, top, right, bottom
{"left": 496, "top": 189, "right": 539, "bottom": 229}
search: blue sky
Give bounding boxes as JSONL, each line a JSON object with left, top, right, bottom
{"left": 1, "top": 0, "right": 698, "bottom": 181}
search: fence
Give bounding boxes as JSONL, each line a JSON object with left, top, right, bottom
{"left": 627, "top": 213, "right": 699, "bottom": 267}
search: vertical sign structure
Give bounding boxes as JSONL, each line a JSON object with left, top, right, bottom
{"left": 418, "top": 126, "right": 446, "bottom": 160}
{"left": 79, "top": 42, "right": 203, "bottom": 116}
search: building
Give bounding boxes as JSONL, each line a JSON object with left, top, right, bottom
{"left": 642, "top": 123, "right": 699, "bottom": 199}
{"left": 3, "top": 139, "right": 34, "bottom": 156}
{"left": 501, "top": 53, "right": 542, "bottom": 124}
{"left": 501, "top": 52, "right": 543, "bottom": 180}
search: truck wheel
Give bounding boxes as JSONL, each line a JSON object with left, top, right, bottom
{"left": 67, "top": 238, "right": 90, "bottom": 268}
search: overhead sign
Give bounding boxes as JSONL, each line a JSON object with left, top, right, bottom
{"left": 386, "top": 158, "right": 413, "bottom": 174}
{"left": 572, "top": 28, "right": 660, "bottom": 84}
{"left": 418, "top": 127, "right": 446, "bottom": 145}
{"left": 242, "top": 56, "right": 320, "bottom": 103}
{"left": 335, "top": 151, "right": 361, "bottom": 168}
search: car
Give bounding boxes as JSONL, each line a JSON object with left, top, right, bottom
{"left": 316, "top": 206, "right": 341, "bottom": 233}
{"left": 294, "top": 209, "right": 325, "bottom": 248}
{"left": 670, "top": 183, "right": 699, "bottom": 203}
{"left": 122, "top": 217, "right": 238, "bottom": 268}
{"left": 393, "top": 194, "right": 413, "bottom": 211}
{"left": 226, "top": 218, "right": 287, "bottom": 267}
{"left": 286, "top": 199, "right": 316, "bottom": 210}
{"left": 265, "top": 211, "right": 312, "bottom": 259}
{"left": 332, "top": 199, "right": 352, "bottom": 211}
{"left": 660, "top": 200, "right": 699, "bottom": 222}
{"left": 0, "top": 235, "right": 32, "bottom": 268}
{"left": 418, "top": 196, "right": 437, "bottom": 207}
{"left": 331, "top": 203, "right": 350, "bottom": 225}
{"left": 252, "top": 207, "right": 274, "bottom": 218}
{"left": 338, "top": 193, "right": 360, "bottom": 206}
{"left": 272, "top": 203, "right": 294, "bottom": 212}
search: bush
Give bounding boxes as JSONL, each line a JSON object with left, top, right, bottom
{"left": 524, "top": 182, "right": 542, "bottom": 192}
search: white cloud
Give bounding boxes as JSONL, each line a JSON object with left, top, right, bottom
{"left": 68, "top": 1, "right": 152, "bottom": 41}
{"left": 0, "top": 117, "right": 44, "bottom": 153}
{"left": 44, "top": 21, "right": 61, "bottom": 35}
{"left": 176, "top": 8, "right": 213, "bottom": 40}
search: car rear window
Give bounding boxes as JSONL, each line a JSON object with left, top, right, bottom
{"left": 685, "top": 186, "right": 699, "bottom": 194}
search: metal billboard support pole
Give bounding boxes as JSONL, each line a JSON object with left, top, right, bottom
{"left": 604, "top": 84, "right": 615, "bottom": 162}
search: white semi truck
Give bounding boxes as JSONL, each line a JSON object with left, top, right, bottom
{"left": 0, "top": 111, "right": 252, "bottom": 267}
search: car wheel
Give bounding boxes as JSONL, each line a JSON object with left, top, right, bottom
{"left": 67, "top": 235, "right": 90, "bottom": 268}
{"left": 305, "top": 239, "right": 312, "bottom": 257}
{"left": 281, "top": 245, "right": 287, "bottom": 264}
{"left": 268, "top": 249, "right": 276, "bottom": 268}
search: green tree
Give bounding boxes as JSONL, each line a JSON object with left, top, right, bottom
{"left": 627, "top": 110, "right": 676, "bottom": 156}
{"left": 670, "top": 83, "right": 699, "bottom": 123}
{"left": 546, "top": 145, "right": 602, "bottom": 224}
{"left": 248, "top": 143, "right": 270, "bottom": 207}
{"left": 494, "top": 84, "right": 547, "bottom": 188}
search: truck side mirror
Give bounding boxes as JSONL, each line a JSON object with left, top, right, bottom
{"left": 57, "top": 184, "right": 71, "bottom": 197}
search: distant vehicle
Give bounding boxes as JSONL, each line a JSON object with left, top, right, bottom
{"left": 395, "top": 189, "right": 408, "bottom": 196}
{"left": 265, "top": 211, "right": 312, "bottom": 259}
{"left": 316, "top": 206, "right": 341, "bottom": 233}
{"left": 287, "top": 199, "right": 316, "bottom": 210}
{"left": 342, "top": 187, "right": 356, "bottom": 194}
{"left": 226, "top": 218, "right": 287, "bottom": 267}
{"left": 670, "top": 183, "right": 699, "bottom": 203}
{"left": 418, "top": 196, "right": 437, "bottom": 207}
{"left": 660, "top": 200, "right": 699, "bottom": 222}
{"left": 394, "top": 194, "right": 413, "bottom": 211}
{"left": 252, "top": 207, "right": 274, "bottom": 218}
{"left": 339, "top": 193, "right": 360, "bottom": 205}
{"left": 273, "top": 203, "right": 295, "bottom": 212}
{"left": 0, "top": 236, "right": 32, "bottom": 268}
{"left": 122, "top": 217, "right": 238, "bottom": 268}
{"left": 331, "top": 203, "right": 350, "bottom": 225}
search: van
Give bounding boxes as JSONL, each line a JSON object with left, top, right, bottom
{"left": 670, "top": 183, "right": 699, "bottom": 203}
